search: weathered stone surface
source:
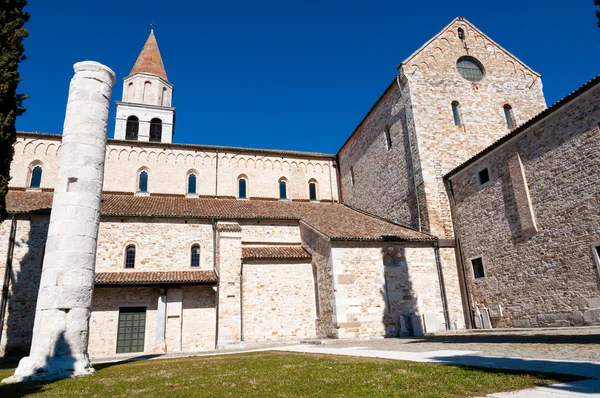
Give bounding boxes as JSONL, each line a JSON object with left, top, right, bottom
{"left": 447, "top": 78, "right": 600, "bottom": 328}
{"left": 3, "top": 61, "right": 115, "bottom": 383}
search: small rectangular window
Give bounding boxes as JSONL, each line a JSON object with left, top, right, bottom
{"left": 471, "top": 257, "right": 485, "bottom": 279}
{"left": 350, "top": 167, "right": 355, "bottom": 186}
{"left": 384, "top": 127, "right": 392, "bottom": 150}
{"left": 478, "top": 168, "right": 490, "bottom": 185}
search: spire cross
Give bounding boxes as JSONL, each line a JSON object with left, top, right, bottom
{"left": 150, "top": 23, "right": 154, "bottom": 32}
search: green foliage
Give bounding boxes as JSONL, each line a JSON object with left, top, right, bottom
{"left": 0, "top": 0, "right": 29, "bottom": 223}
{"left": 0, "top": 352, "right": 575, "bottom": 397}
{"left": 596, "top": 0, "right": 600, "bottom": 28}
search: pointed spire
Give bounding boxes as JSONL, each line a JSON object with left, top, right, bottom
{"left": 129, "top": 29, "right": 168, "bottom": 81}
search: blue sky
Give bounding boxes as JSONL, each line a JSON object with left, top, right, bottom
{"left": 16, "top": 0, "right": 600, "bottom": 154}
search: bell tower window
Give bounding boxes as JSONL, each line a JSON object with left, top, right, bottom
{"left": 126, "top": 116, "right": 139, "bottom": 141}
{"left": 150, "top": 118, "right": 162, "bottom": 142}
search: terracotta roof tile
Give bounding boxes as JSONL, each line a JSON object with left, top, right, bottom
{"left": 129, "top": 30, "right": 168, "bottom": 81}
{"left": 6, "top": 190, "right": 434, "bottom": 242}
{"left": 95, "top": 270, "right": 217, "bottom": 285}
{"left": 242, "top": 246, "right": 311, "bottom": 260}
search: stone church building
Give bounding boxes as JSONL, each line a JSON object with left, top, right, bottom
{"left": 1, "top": 17, "right": 598, "bottom": 358}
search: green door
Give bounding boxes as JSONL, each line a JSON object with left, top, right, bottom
{"left": 116, "top": 307, "right": 146, "bottom": 353}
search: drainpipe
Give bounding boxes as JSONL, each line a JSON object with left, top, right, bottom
{"left": 213, "top": 217, "right": 220, "bottom": 349}
{"left": 434, "top": 240, "right": 451, "bottom": 331}
{"left": 0, "top": 215, "right": 17, "bottom": 345}
{"left": 395, "top": 74, "right": 422, "bottom": 232}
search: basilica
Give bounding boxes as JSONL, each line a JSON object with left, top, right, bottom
{"left": 1, "top": 17, "right": 599, "bottom": 358}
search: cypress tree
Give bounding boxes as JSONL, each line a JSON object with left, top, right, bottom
{"left": 0, "top": 0, "right": 29, "bottom": 223}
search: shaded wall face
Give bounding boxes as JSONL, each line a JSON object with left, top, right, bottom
{"left": 405, "top": 20, "right": 547, "bottom": 238}
{"left": 337, "top": 87, "right": 419, "bottom": 229}
{"left": 9, "top": 136, "right": 338, "bottom": 202}
{"left": 329, "top": 243, "right": 450, "bottom": 338}
{"left": 242, "top": 260, "right": 316, "bottom": 342}
{"left": 0, "top": 217, "right": 48, "bottom": 357}
{"left": 449, "top": 86, "right": 600, "bottom": 327}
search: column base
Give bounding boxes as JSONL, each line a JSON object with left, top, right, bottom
{"left": 2, "top": 354, "right": 95, "bottom": 384}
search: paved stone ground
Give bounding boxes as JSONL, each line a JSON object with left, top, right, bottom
{"left": 323, "top": 327, "right": 600, "bottom": 362}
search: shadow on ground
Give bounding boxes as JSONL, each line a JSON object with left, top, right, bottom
{"left": 411, "top": 332, "right": 600, "bottom": 345}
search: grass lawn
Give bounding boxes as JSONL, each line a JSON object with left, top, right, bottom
{"left": 0, "top": 351, "right": 576, "bottom": 397}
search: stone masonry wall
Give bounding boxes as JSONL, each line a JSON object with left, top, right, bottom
{"left": 448, "top": 83, "right": 600, "bottom": 327}
{"left": 330, "top": 242, "right": 448, "bottom": 338}
{"left": 242, "top": 260, "right": 316, "bottom": 342}
{"left": 337, "top": 85, "right": 419, "bottom": 229}
{"left": 403, "top": 18, "right": 547, "bottom": 238}
{"left": 299, "top": 222, "right": 336, "bottom": 338}
{"left": 10, "top": 135, "right": 338, "bottom": 202}
{"left": 96, "top": 218, "right": 214, "bottom": 272}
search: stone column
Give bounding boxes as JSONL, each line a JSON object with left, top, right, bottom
{"left": 3, "top": 61, "right": 115, "bottom": 383}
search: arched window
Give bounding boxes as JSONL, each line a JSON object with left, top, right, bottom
{"left": 383, "top": 254, "right": 397, "bottom": 266}
{"left": 191, "top": 245, "right": 200, "bottom": 267}
{"left": 139, "top": 171, "right": 148, "bottom": 193}
{"left": 452, "top": 101, "right": 462, "bottom": 126}
{"left": 162, "top": 87, "right": 168, "bottom": 106}
{"left": 188, "top": 173, "right": 197, "bottom": 194}
{"left": 503, "top": 104, "right": 515, "bottom": 129}
{"left": 279, "top": 179, "right": 287, "bottom": 200}
{"left": 125, "top": 245, "right": 136, "bottom": 268}
{"left": 143, "top": 81, "right": 152, "bottom": 103}
{"left": 126, "top": 116, "right": 139, "bottom": 140}
{"left": 150, "top": 118, "right": 162, "bottom": 142}
{"left": 30, "top": 166, "right": 42, "bottom": 188}
{"left": 309, "top": 181, "right": 317, "bottom": 201}
{"left": 238, "top": 177, "right": 247, "bottom": 199}
{"left": 384, "top": 126, "right": 392, "bottom": 150}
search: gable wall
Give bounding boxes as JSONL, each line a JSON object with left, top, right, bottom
{"left": 404, "top": 19, "right": 547, "bottom": 238}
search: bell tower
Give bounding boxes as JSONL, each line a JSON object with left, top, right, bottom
{"left": 114, "top": 29, "right": 176, "bottom": 143}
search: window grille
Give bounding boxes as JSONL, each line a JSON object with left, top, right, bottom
{"left": 150, "top": 118, "right": 162, "bottom": 142}
{"left": 456, "top": 56, "right": 484, "bottom": 82}
{"left": 191, "top": 245, "right": 200, "bottom": 267}
{"left": 126, "top": 116, "right": 139, "bottom": 140}
{"left": 125, "top": 246, "right": 136, "bottom": 269}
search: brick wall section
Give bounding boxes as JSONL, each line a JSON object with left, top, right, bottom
{"left": 402, "top": 19, "right": 547, "bottom": 238}
{"left": 447, "top": 83, "right": 600, "bottom": 327}
{"left": 242, "top": 260, "right": 316, "bottom": 342}
{"left": 10, "top": 135, "right": 338, "bottom": 202}
{"left": 337, "top": 85, "right": 419, "bottom": 229}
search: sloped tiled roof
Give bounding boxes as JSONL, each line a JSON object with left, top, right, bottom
{"left": 129, "top": 30, "right": 168, "bottom": 81}
{"left": 242, "top": 246, "right": 311, "bottom": 260}
{"left": 95, "top": 270, "right": 217, "bottom": 285}
{"left": 6, "top": 190, "right": 434, "bottom": 242}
